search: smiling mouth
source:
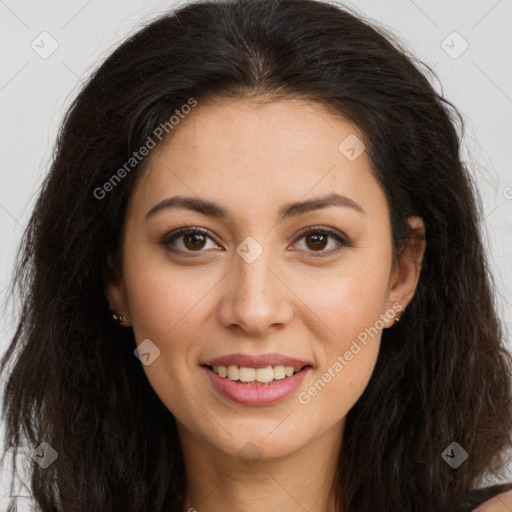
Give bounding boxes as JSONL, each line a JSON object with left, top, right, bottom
{"left": 205, "top": 364, "right": 310, "bottom": 385}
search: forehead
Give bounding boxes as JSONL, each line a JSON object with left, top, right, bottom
{"left": 155, "top": 96, "right": 364, "bottom": 166}
{"left": 128, "top": 97, "right": 386, "bottom": 222}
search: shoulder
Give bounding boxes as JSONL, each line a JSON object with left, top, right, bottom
{"left": 472, "top": 488, "right": 512, "bottom": 511}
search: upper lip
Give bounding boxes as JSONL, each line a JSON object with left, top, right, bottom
{"left": 203, "top": 352, "right": 313, "bottom": 369}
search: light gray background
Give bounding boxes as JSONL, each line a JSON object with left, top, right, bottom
{"left": 1, "top": 0, "right": 511, "bottom": 505}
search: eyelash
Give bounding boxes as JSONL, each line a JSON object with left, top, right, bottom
{"left": 160, "top": 225, "right": 352, "bottom": 258}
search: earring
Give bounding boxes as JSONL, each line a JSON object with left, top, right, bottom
{"left": 112, "top": 312, "right": 130, "bottom": 327}
{"left": 395, "top": 312, "right": 402, "bottom": 323}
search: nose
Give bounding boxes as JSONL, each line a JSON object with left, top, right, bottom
{"left": 218, "top": 245, "right": 294, "bottom": 336}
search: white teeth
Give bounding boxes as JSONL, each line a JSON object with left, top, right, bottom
{"left": 211, "top": 364, "right": 304, "bottom": 383}
{"left": 255, "top": 366, "right": 274, "bottom": 383}
{"left": 273, "top": 365, "right": 286, "bottom": 380}
{"left": 227, "top": 365, "right": 239, "bottom": 380}
{"left": 239, "top": 367, "right": 256, "bottom": 382}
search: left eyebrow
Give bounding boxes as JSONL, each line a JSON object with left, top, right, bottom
{"left": 144, "top": 192, "right": 365, "bottom": 222}
{"left": 278, "top": 192, "right": 365, "bottom": 219}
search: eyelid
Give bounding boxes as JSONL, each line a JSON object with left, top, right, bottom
{"left": 160, "top": 225, "right": 352, "bottom": 256}
{"left": 160, "top": 226, "right": 222, "bottom": 254}
{"left": 291, "top": 225, "right": 352, "bottom": 256}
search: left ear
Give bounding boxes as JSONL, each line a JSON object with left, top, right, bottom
{"left": 384, "top": 216, "right": 426, "bottom": 325}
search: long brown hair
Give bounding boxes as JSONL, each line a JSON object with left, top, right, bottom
{"left": 1, "top": 0, "right": 511, "bottom": 510}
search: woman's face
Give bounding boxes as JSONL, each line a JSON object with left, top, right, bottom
{"left": 108, "top": 97, "right": 424, "bottom": 463}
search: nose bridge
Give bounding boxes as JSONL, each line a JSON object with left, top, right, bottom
{"left": 219, "top": 237, "right": 293, "bottom": 334}
{"left": 237, "top": 249, "right": 274, "bottom": 302}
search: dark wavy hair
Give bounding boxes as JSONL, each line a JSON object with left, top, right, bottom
{"left": 1, "top": 0, "right": 511, "bottom": 510}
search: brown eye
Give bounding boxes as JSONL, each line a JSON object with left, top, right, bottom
{"left": 183, "top": 232, "right": 207, "bottom": 250}
{"left": 161, "top": 227, "right": 220, "bottom": 254}
{"left": 304, "top": 232, "right": 329, "bottom": 251}
{"left": 294, "top": 227, "right": 351, "bottom": 257}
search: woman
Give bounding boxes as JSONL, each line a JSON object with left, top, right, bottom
{"left": 1, "top": 0, "right": 511, "bottom": 510}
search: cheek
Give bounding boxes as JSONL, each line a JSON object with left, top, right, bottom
{"left": 294, "top": 247, "right": 393, "bottom": 344}
{"left": 304, "top": 345, "right": 380, "bottom": 425}
{"left": 122, "top": 262, "right": 211, "bottom": 415}
{"left": 297, "top": 276, "right": 384, "bottom": 420}
{"left": 293, "top": 251, "right": 390, "bottom": 411}
{"left": 123, "top": 249, "right": 217, "bottom": 346}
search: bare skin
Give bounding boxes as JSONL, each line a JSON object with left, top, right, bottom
{"left": 107, "top": 97, "right": 426, "bottom": 512}
{"left": 474, "top": 488, "right": 512, "bottom": 511}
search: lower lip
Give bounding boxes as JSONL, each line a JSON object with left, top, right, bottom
{"left": 203, "top": 366, "right": 312, "bottom": 406}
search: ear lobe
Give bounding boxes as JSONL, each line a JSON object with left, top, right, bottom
{"left": 105, "top": 271, "right": 129, "bottom": 321}
{"left": 386, "top": 216, "right": 426, "bottom": 315}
